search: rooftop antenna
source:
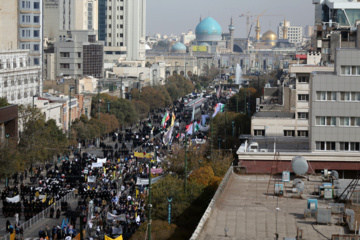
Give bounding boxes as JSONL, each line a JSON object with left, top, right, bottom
{"left": 200, "top": 15, "right": 202, "bottom": 22}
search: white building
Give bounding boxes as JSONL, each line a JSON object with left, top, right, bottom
{"left": 99, "top": 0, "right": 146, "bottom": 64}
{"left": 181, "top": 30, "right": 196, "bottom": 46}
{"left": 33, "top": 98, "right": 62, "bottom": 128}
{"left": 19, "top": 0, "right": 43, "bottom": 65}
{"left": 0, "top": 50, "right": 42, "bottom": 105}
{"left": 277, "top": 21, "right": 303, "bottom": 44}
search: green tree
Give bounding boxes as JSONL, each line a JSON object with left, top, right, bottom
{"left": 0, "top": 97, "right": 9, "bottom": 108}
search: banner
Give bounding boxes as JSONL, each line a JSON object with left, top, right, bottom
{"left": 163, "top": 126, "right": 174, "bottom": 146}
{"left": 147, "top": 168, "right": 163, "bottom": 174}
{"left": 87, "top": 176, "right": 97, "bottom": 183}
{"left": 92, "top": 162, "right": 103, "bottom": 168}
{"left": 105, "top": 236, "right": 123, "bottom": 240}
{"left": 107, "top": 212, "right": 126, "bottom": 222}
{"left": 97, "top": 158, "right": 107, "bottom": 163}
{"left": 136, "top": 176, "right": 162, "bottom": 185}
{"left": 6, "top": 195, "right": 20, "bottom": 203}
{"left": 134, "top": 152, "right": 153, "bottom": 159}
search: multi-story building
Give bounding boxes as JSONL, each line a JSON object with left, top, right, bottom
{"left": 0, "top": 50, "right": 42, "bottom": 105}
{"left": 310, "top": 48, "right": 360, "bottom": 152}
{"left": 0, "top": 0, "right": 43, "bottom": 66}
{"left": 0, "top": 2, "right": 19, "bottom": 50}
{"left": 53, "top": 30, "right": 104, "bottom": 78}
{"left": 98, "top": 0, "right": 146, "bottom": 63}
{"left": 277, "top": 21, "right": 303, "bottom": 44}
{"left": 44, "top": 0, "right": 99, "bottom": 41}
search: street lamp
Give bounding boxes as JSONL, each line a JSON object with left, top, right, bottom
{"left": 185, "top": 62, "right": 188, "bottom": 79}
{"left": 152, "top": 69, "right": 157, "bottom": 86}
{"left": 68, "top": 86, "right": 75, "bottom": 140}
{"left": 138, "top": 72, "right": 144, "bottom": 92}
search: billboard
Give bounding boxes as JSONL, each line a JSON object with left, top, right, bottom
{"left": 192, "top": 45, "right": 207, "bottom": 52}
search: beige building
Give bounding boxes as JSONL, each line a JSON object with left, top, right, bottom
{"left": 0, "top": 1, "right": 18, "bottom": 50}
{"left": 44, "top": 0, "right": 99, "bottom": 41}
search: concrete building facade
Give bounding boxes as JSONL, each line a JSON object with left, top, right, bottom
{"left": 99, "top": 0, "right": 146, "bottom": 63}
{"left": 310, "top": 48, "right": 360, "bottom": 152}
{"left": 277, "top": 21, "right": 303, "bottom": 44}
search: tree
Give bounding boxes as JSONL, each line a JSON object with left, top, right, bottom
{"left": 0, "top": 97, "right": 9, "bottom": 108}
{"left": 0, "top": 140, "right": 22, "bottom": 179}
{"left": 132, "top": 100, "right": 150, "bottom": 119}
{"left": 18, "top": 105, "right": 68, "bottom": 166}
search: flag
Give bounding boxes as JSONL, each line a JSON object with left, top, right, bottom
{"left": 201, "top": 114, "right": 209, "bottom": 126}
{"left": 212, "top": 103, "right": 225, "bottom": 118}
{"left": 216, "top": 85, "right": 221, "bottom": 98}
{"left": 176, "top": 133, "right": 180, "bottom": 138}
{"left": 163, "top": 126, "right": 174, "bottom": 145}
{"left": 185, "top": 123, "right": 193, "bottom": 135}
{"left": 170, "top": 112, "right": 176, "bottom": 127}
{"left": 161, "top": 111, "right": 170, "bottom": 128}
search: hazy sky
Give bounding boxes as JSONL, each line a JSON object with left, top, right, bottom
{"left": 147, "top": 0, "right": 314, "bottom": 38}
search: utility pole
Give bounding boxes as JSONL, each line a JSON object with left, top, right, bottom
{"left": 244, "top": 87, "right": 247, "bottom": 115}
{"left": 148, "top": 148, "right": 155, "bottom": 240}
{"left": 236, "top": 94, "right": 239, "bottom": 113}
{"left": 225, "top": 105, "right": 227, "bottom": 149}
{"left": 68, "top": 86, "right": 73, "bottom": 140}
{"left": 211, "top": 118, "right": 214, "bottom": 163}
{"left": 107, "top": 101, "right": 110, "bottom": 113}
{"left": 232, "top": 121, "right": 235, "bottom": 137}
{"left": 120, "top": 76, "right": 123, "bottom": 99}
{"left": 184, "top": 132, "right": 188, "bottom": 194}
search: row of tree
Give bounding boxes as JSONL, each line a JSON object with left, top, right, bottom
{"left": 0, "top": 103, "right": 68, "bottom": 179}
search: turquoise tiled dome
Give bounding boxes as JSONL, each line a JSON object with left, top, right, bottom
{"left": 196, "top": 17, "right": 222, "bottom": 41}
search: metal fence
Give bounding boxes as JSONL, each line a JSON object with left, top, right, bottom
{"left": 2, "top": 190, "right": 75, "bottom": 240}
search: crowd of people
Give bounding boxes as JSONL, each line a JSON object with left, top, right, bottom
{"left": 1, "top": 90, "right": 226, "bottom": 240}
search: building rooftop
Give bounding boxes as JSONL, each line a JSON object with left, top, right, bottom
{"left": 253, "top": 112, "right": 295, "bottom": 119}
{"left": 196, "top": 173, "right": 347, "bottom": 240}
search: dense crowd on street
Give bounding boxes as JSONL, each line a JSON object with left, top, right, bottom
{"left": 1, "top": 91, "right": 228, "bottom": 239}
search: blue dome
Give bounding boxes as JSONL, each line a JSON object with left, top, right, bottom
{"left": 171, "top": 42, "right": 186, "bottom": 52}
{"left": 196, "top": 17, "right": 222, "bottom": 36}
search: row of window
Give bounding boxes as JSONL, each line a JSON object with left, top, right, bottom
{"left": 108, "top": 6, "right": 124, "bottom": 11}
{"left": 316, "top": 91, "right": 360, "bottom": 101}
{"left": 108, "top": 24, "right": 123, "bottom": 29}
{"left": 21, "top": 44, "right": 39, "bottom": 51}
{"left": 254, "top": 130, "right": 309, "bottom": 137}
{"left": 21, "top": 1, "right": 40, "bottom": 9}
{"left": 60, "top": 52, "right": 81, "bottom": 58}
{"left": 316, "top": 116, "right": 360, "bottom": 127}
{"left": 341, "top": 66, "right": 360, "bottom": 76}
{"left": 60, "top": 63, "right": 81, "bottom": 69}
{"left": 316, "top": 141, "right": 360, "bottom": 151}
{"left": 3, "top": 90, "right": 35, "bottom": 101}
{"left": 21, "top": 29, "right": 40, "bottom": 38}
{"left": 3, "top": 77, "right": 38, "bottom": 87}
{"left": 21, "top": 15, "right": 39, "bottom": 23}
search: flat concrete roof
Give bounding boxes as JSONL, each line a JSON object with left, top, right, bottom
{"left": 197, "top": 174, "right": 346, "bottom": 240}
{"left": 253, "top": 112, "right": 295, "bottom": 119}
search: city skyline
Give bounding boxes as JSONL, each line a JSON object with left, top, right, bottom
{"left": 147, "top": 0, "right": 314, "bottom": 38}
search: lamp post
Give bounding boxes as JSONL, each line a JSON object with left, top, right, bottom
{"left": 68, "top": 86, "right": 74, "bottom": 140}
{"left": 107, "top": 101, "right": 110, "bottom": 113}
{"left": 184, "top": 133, "right": 188, "bottom": 195}
{"left": 138, "top": 72, "right": 144, "bottom": 92}
{"left": 152, "top": 69, "right": 157, "bottom": 86}
{"left": 185, "top": 62, "right": 188, "bottom": 79}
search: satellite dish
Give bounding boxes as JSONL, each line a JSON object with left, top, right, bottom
{"left": 291, "top": 156, "right": 308, "bottom": 175}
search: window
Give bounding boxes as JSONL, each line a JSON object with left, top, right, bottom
{"left": 298, "top": 76, "right": 309, "bottom": 83}
{"left": 120, "top": 6, "right": 123, "bottom": 10}
{"left": 77, "top": 52, "right": 81, "bottom": 58}
{"left": 60, "top": 63, "right": 70, "bottom": 69}
{"left": 298, "top": 94, "right": 309, "bottom": 101}
{"left": 254, "top": 130, "right": 265, "bottom": 136}
{"left": 34, "top": 58, "right": 39, "bottom": 65}
{"left": 109, "top": 24, "right": 111, "bottom": 28}
{"left": 77, "top": 64, "right": 81, "bottom": 69}
{"left": 120, "top": 24, "right": 123, "bottom": 28}
{"left": 60, "top": 52, "right": 70, "bottom": 58}
{"left": 340, "top": 92, "right": 351, "bottom": 101}
{"left": 316, "top": 141, "right": 335, "bottom": 151}
{"left": 284, "top": 130, "right": 295, "bottom": 137}
{"left": 316, "top": 116, "right": 326, "bottom": 126}
{"left": 341, "top": 65, "right": 360, "bottom": 75}
{"left": 34, "top": 16, "right": 39, "bottom": 23}
{"left": 33, "top": 30, "right": 39, "bottom": 37}
{"left": 340, "top": 142, "right": 360, "bottom": 151}
{"left": 297, "top": 112, "right": 308, "bottom": 119}
{"left": 120, "top": 33, "right": 123, "bottom": 37}
{"left": 34, "top": 44, "right": 39, "bottom": 51}
{"left": 351, "top": 92, "right": 360, "bottom": 101}
{"left": 317, "top": 117, "right": 336, "bottom": 126}
{"left": 297, "top": 131, "right": 308, "bottom": 137}
{"left": 34, "top": 2, "right": 40, "bottom": 9}
{"left": 316, "top": 91, "right": 336, "bottom": 101}
{"left": 340, "top": 117, "right": 360, "bottom": 126}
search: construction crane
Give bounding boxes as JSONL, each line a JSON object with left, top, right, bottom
{"left": 245, "top": 10, "right": 267, "bottom": 53}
